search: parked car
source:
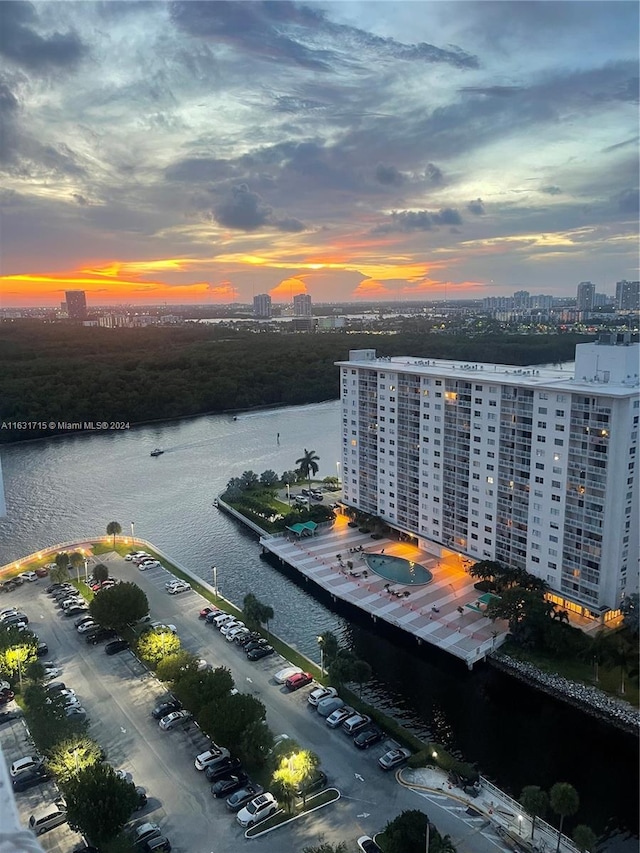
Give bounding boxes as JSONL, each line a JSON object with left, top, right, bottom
{"left": 19, "top": 571, "right": 39, "bottom": 583}
{"left": 0, "top": 686, "right": 16, "bottom": 705}
{"left": 236, "top": 792, "right": 278, "bottom": 827}
{"left": 138, "top": 561, "right": 161, "bottom": 571}
{"left": 212, "top": 613, "right": 235, "bottom": 629}
{"left": 143, "top": 838, "right": 171, "bottom": 853}
{"left": 308, "top": 686, "right": 338, "bottom": 707}
{"left": 220, "top": 620, "right": 244, "bottom": 636}
{"left": 246, "top": 645, "right": 274, "bottom": 661}
{"left": 64, "top": 605, "right": 89, "bottom": 617}
{"left": 357, "top": 837, "right": 383, "bottom": 853}
{"left": 225, "top": 625, "right": 248, "bottom": 642}
{"left": 43, "top": 667, "right": 62, "bottom": 681}
{"left": 285, "top": 672, "right": 314, "bottom": 691}
{"left": 45, "top": 682, "right": 67, "bottom": 694}
{"left": 148, "top": 622, "right": 177, "bottom": 634}
{"left": 166, "top": 580, "right": 191, "bottom": 595}
{"left": 0, "top": 607, "right": 18, "bottom": 619}
{"left": 151, "top": 700, "right": 181, "bottom": 720}
{"left": 86, "top": 628, "right": 117, "bottom": 644}
{"left": 75, "top": 614, "right": 94, "bottom": 628}
{"left": 159, "top": 710, "right": 191, "bottom": 730}
{"left": 204, "top": 756, "right": 243, "bottom": 782}
{"left": 378, "top": 747, "right": 411, "bottom": 771}
{"left": 105, "top": 639, "right": 129, "bottom": 655}
{"left": 194, "top": 747, "right": 228, "bottom": 771}
{"left": 353, "top": 728, "right": 384, "bottom": 749}
{"left": 65, "top": 706, "right": 87, "bottom": 722}
{"left": 199, "top": 606, "right": 220, "bottom": 619}
{"left": 210, "top": 773, "right": 249, "bottom": 798}
{"left": 36, "top": 642, "right": 49, "bottom": 657}
{"left": 205, "top": 609, "right": 224, "bottom": 623}
{"left": 77, "top": 620, "right": 98, "bottom": 634}
{"left": 28, "top": 799, "right": 68, "bottom": 835}
{"left": 35, "top": 566, "right": 49, "bottom": 578}
{"left": 10, "top": 755, "right": 44, "bottom": 777}
{"left": 0, "top": 710, "right": 23, "bottom": 725}
{"left": 274, "top": 666, "right": 303, "bottom": 684}
{"left": 132, "top": 822, "right": 162, "bottom": 845}
{"left": 318, "top": 698, "right": 347, "bottom": 719}
{"left": 3, "top": 611, "right": 28, "bottom": 624}
{"left": 12, "top": 765, "right": 50, "bottom": 792}
{"left": 342, "top": 714, "right": 372, "bottom": 736}
{"left": 225, "top": 783, "right": 264, "bottom": 812}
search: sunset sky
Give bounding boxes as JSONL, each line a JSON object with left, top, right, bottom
{"left": 1, "top": 1, "right": 638, "bottom": 307}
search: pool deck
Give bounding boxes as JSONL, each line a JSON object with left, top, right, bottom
{"left": 259, "top": 513, "right": 509, "bottom": 668}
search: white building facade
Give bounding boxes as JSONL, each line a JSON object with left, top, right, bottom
{"left": 337, "top": 336, "right": 639, "bottom": 617}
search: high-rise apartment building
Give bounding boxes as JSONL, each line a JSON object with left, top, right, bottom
{"left": 337, "top": 335, "right": 639, "bottom": 617}
{"left": 293, "top": 293, "right": 312, "bottom": 317}
{"left": 576, "top": 281, "right": 595, "bottom": 313}
{"left": 616, "top": 280, "right": 640, "bottom": 312}
{"left": 253, "top": 293, "right": 272, "bottom": 318}
{"left": 65, "top": 290, "right": 87, "bottom": 320}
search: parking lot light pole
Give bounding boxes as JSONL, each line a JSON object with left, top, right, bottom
{"left": 83, "top": 558, "right": 89, "bottom": 583}
{"left": 317, "top": 635, "right": 325, "bottom": 678}
{"left": 130, "top": 521, "right": 135, "bottom": 542}
{"left": 212, "top": 565, "right": 218, "bottom": 601}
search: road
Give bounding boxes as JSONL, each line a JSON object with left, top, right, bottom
{"left": 1, "top": 559, "right": 513, "bottom": 853}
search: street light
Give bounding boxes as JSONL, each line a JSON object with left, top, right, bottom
{"left": 130, "top": 521, "right": 135, "bottom": 541}
{"left": 286, "top": 483, "right": 291, "bottom": 506}
{"left": 518, "top": 815, "right": 523, "bottom": 836}
{"left": 336, "top": 461, "right": 341, "bottom": 485}
{"left": 212, "top": 565, "right": 218, "bottom": 602}
{"left": 83, "top": 558, "right": 89, "bottom": 583}
{"left": 317, "top": 635, "right": 325, "bottom": 678}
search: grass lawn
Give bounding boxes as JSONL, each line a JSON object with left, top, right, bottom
{"left": 502, "top": 643, "right": 639, "bottom": 708}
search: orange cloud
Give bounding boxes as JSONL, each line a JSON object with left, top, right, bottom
{"left": 269, "top": 277, "right": 308, "bottom": 300}
{"left": 353, "top": 279, "right": 394, "bottom": 299}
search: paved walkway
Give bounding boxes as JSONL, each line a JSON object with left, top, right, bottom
{"left": 260, "top": 513, "right": 509, "bottom": 667}
{"left": 399, "top": 766, "right": 580, "bottom": 853}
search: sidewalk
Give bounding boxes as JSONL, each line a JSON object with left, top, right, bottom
{"left": 398, "top": 765, "right": 580, "bottom": 853}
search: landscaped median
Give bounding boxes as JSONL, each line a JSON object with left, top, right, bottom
{"left": 245, "top": 788, "right": 341, "bottom": 838}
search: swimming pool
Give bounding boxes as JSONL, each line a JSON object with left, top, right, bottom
{"left": 363, "top": 553, "right": 433, "bottom": 585}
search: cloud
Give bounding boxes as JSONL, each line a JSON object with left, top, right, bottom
{"left": 425, "top": 163, "right": 444, "bottom": 185}
{"left": 460, "top": 86, "right": 523, "bottom": 97}
{"left": 376, "top": 207, "right": 463, "bottom": 233}
{"left": 0, "top": 1, "right": 86, "bottom": 71}
{"left": 270, "top": 276, "right": 307, "bottom": 299}
{"left": 375, "top": 164, "right": 405, "bottom": 186}
{"left": 615, "top": 188, "right": 639, "bottom": 215}
{"left": 212, "top": 183, "right": 306, "bottom": 233}
{"left": 467, "top": 198, "right": 485, "bottom": 215}
{"left": 541, "top": 186, "right": 562, "bottom": 195}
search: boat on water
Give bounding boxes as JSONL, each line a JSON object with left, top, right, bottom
{"left": 150, "top": 448, "right": 164, "bottom": 457}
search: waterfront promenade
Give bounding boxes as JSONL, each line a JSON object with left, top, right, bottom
{"left": 258, "top": 511, "right": 508, "bottom": 668}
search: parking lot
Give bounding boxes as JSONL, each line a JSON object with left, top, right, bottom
{"left": 1, "top": 557, "right": 508, "bottom": 853}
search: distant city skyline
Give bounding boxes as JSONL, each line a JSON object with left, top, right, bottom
{"left": 1, "top": 1, "right": 638, "bottom": 307}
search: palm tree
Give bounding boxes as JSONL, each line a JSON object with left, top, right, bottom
{"left": 69, "top": 552, "right": 84, "bottom": 580}
{"left": 520, "top": 785, "right": 549, "bottom": 840}
{"left": 295, "top": 449, "right": 320, "bottom": 493}
{"left": 106, "top": 521, "right": 122, "bottom": 549}
{"left": 572, "top": 825, "right": 598, "bottom": 852}
{"left": 550, "top": 782, "right": 579, "bottom": 853}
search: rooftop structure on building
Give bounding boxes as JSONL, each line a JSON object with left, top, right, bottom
{"left": 293, "top": 293, "right": 312, "bottom": 317}
{"left": 337, "top": 334, "right": 639, "bottom": 618}
{"left": 253, "top": 293, "right": 272, "bottom": 319}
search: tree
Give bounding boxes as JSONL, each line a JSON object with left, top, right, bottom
{"left": 260, "top": 469, "right": 279, "bottom": 486}
{"left": 89, "top": 582, "right": 148, "bottom": 633}
{"left": 62, "top": 762, "right": 139, "bottom": 846}
{"left": 199, "top": 692, "right": 266, "bottom": 753}
{"left": 602, "top": 634, "right": 636, "bottom": 695}
{"left": 47, "top": 735, "right": 103, "bottom": 783}
{"left": 173, "top": 667, "right": 234, "bottom": 717}
{"left": 136, "top": 628, "right": 181, "bottom": 667}
{"left": 620, "top": 593, "right": 639, "bottom": 636}
{"left": 573, "top": 825, "right": 598, "bottom": 852}
{"left": 69, "top": 552, "right": 84, "bottom": 579}
{"left": 520, "top": 785, "right": 549, "bottom": 840}
{"left": 93, "top": 563, "right": 109, "bottom": 583}
{"left": 351, "top": 659, "right": 372, "bottom": 698}
{"left": 106, "top": 521, "right": 122, "bottom": 549}
{"left": 156, "top": 650, "right": 200, "bottom": 683}
{"left": 379, "top": 809, "right": 453, "bottom": 853}
{"left": 22, "top": 684, "right": 82, "bottom": 752}
{"left": 243, "top": 593, "right": 274, "bottom": 634}
{"left": 550, "top": 782, "right": 579, "bottom": 853}
{"left": 295, "top": 448, "right": 320, "bottom": 492}
{"left": 317, "top": 631, "right": 339, "bottom": 666}
{"left": 51, "top": 552, "right": 70, "bottom": 583}
{"left": 272, "top": 747, "right": 320, "bottom": 808}
{"left": 240, "top": 470, "right": 259, "bottom": 489}
{"left": 0, "top": 626, "right": 38, "bottom": 682}
{"left": 238, "top": 719, "right": 273, "bottom": 767}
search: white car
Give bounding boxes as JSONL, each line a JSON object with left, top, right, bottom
{"left": 149, "top": 622, "right": 177, "bottom": 634}
{"left": 212, "top": 613, "right": 235, "bottom": 629}
{"left": 19, "top": 571, "right": 38, "bottom": 583}
{"left": 274, "top": 666, "right": 303, "bottom": 685}
{"left": 308, "top": 686, "right": 338, "bottom": 707}
{"left": 138, "top": 561, "right": 161, "bottom": 571}
{"left": 159, "top": 710, "right": 192, "bottom": 730}
{"left": 226, "top": 626, "right": 248, "bottom": 642}
{"left": 77, "top": 621, "right": 97, "bottom": 634}
{"left": 220, "top": 620, "right": 244, "bottom": 637}
{"left": 196, "top": 659, "right": 211, "bottom": 672}
{"left": 61, "top": 598, "right": 84, "bottom": 610}
{"left": 166, "top": 580, "right": 191, "bottom": 595}
{"left": 43, "top": 667, "right": 62, "bottom": 681}
{"left": 236, "top": 792, "right": 278, "bottom": 827}
{"left": 10, "top": 756, "right": 43, "bottom": 777}
{"left": 0, "top": 608, "right": 18, "bottom": 620}
{"left": 194, "top": 747, "right": 228, "bottom": 770}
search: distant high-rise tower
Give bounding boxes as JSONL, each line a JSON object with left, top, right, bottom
{"left": 576, "top": 282, "right": 595, "bottom": 313}
{"left": 293, "top": 293, "right": 312, "bottom": 317}
{"left": 253, "top": 294, "right": 272, "bottom": 318}
{"left": 65, "top": 290, "right": 87, "bottom": 320}
{"left": 615, "top": 280, "right": 640, "bottom": 311}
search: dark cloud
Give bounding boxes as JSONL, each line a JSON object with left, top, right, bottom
{"left": 425, "top": 163, "right": 444, "bottom": 185}
{"left": 0, "top": 1, "right": 85, "bottom": 71}
{"left": 170, "top": 0, "right": 477, "bottom": 72}
{"left": 212, "top": 183, "right": 305, "bottom": 232}
{"left": 165, "top": 157, "right": 235, "bottom": 184}
{"left": 602, "top": 136, "right": 639, "bottom": 154}
{"left": 467, "top": 198, "right": 485, "bottom": 215}
{"left": 541, "top": 186, "right": 562, "bottom": 195}
{"left": 0, "top": 81, "right": 20, "bottom": 162}
{"left": 376, "top": 207, "right": 462, "bottom": 233}
{"left": 71, "top": 192, "right": 88, "bottom": 205}
{"left": 375, "top": 164, "right": 405, "bottom": 186}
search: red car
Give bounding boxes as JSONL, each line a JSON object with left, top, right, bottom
{"left": 0, "top": 688, "right": 15, "bottom": 705}
{"left": 199, "top": 606, "right": 220, "bottom": 619}
{"left": 284, "top": 672, "right": 313, "bottom": 691}
{"left": 35, "top": 567, "right": 49, "bottom": 578}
